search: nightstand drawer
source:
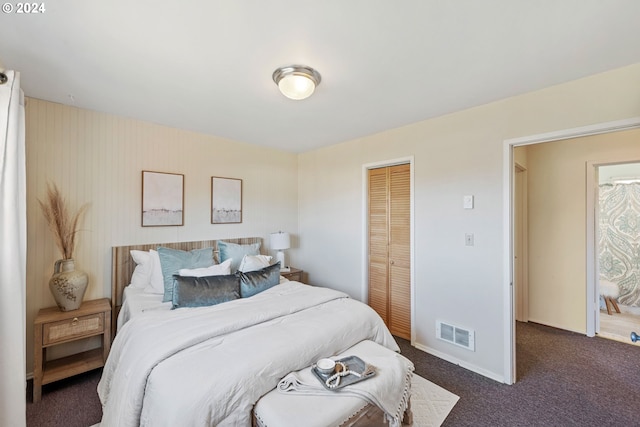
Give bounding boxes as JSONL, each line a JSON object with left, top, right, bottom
{"left": 43, "top": 312, "right": 105, "bottom": 346}
{"left": 284, "top": 271, "right": 302, "bottom": 282}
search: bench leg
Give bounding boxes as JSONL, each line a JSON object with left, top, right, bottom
{"left": 402, "top": 400, "right": 413, "bottom": 425}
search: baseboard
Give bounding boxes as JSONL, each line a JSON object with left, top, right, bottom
{"left": 413, "top": 342, "right": 505, "bottom": 384}
{"left": 525, "top": 317, "right": 585, "bottom": 335}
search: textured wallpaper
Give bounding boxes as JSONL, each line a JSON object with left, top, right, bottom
{"left": 599, "top": 183, "right": 640, "bottom": 307}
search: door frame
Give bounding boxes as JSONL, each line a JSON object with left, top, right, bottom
{"left": 502, "top": 117, "right": 640, "bottom": 384}
{"left": 514, "top": 163, "right": 528, "bottom": 322}
{"left": 362, "top": 156, "right": 415, "bottom": 344}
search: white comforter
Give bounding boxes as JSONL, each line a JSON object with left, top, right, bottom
{"left": 98, "top": 282, "right": 399, "bottom": 426}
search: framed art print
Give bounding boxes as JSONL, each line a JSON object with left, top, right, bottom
{"left": 211, "top": 176, "right": 242, "bottom": 224}
{"left": 142, "top": 171, "right": 184, "bottom": 226}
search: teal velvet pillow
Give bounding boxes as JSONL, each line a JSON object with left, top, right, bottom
{"left": 239, "top": 262, "right": 280, "bottom": 298}
{"left": 218, "top": 241, "right": 261, "bottom": 273}
{"left": 157, "top": 247, "right": 214, "bottom": 302}
{"left": 171, "top": 274, "right": 240, "bottom": 309}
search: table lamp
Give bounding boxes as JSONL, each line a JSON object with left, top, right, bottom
{"left": 270, "top": 231, "right": 290, "bottom": 271}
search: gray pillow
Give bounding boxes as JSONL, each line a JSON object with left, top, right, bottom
{"left": 218, "top": 241, "right": 261, "bottom": 273}
{"left": 239, "top": 262, "right": 280, "bottom": 298}
{"left": 157, "top": 247, "right": 214, "bottom": 302}
{"left": 171, "top": 274, "right": 240, "bottom": 309}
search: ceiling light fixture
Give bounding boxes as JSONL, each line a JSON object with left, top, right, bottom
{"left": 272, "top": 65, "right": 321, "bottom": 100}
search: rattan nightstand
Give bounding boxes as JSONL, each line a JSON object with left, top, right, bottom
{"left": 33, "top": 298, "right": 111, "bottom": 402}
{"left": 280, "top": 267, "right": 304, "bottom": 283}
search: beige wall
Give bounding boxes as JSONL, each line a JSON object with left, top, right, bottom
{"left": 25, "top": 99, "right": 299, "bottom": 372}
{"left": 514, "top": 145, "right": 528, "bottom": 169}
{"left": 298, "top": 63, "right": 640, "bottom": 381}
{"left": 525, "top": 128, "right": 640, "bottom": 332}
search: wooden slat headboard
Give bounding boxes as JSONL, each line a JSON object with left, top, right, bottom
{"left": 111, "top": 237, "right": 262, "bottom": 340}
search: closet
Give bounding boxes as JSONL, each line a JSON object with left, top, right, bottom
{"left": 368, "top": 163, "right": 411, "bottom": 340}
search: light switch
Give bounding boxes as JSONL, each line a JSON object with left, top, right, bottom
{"left": 463, "top": 195, "right": 474, "bottom": 209}
{"left": 465, "top": 233, "right": 474, "bottom": 246}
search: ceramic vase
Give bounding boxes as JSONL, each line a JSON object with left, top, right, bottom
{"left": 49, "top": 259, "right": 88, "bottom": 311}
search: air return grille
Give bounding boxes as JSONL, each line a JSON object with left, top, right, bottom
{"left": 436, "top": 321, "right": 475, "bottom": 351}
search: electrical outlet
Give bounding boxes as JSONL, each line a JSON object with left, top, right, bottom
{"left": 465, "top": 233, "right": 474, "bottom": 246}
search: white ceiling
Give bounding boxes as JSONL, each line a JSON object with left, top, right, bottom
{"left": 1, "top": 1, "right": 639, "bottom": 153}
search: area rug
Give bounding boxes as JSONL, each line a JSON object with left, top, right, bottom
{"left": 406, "top": 374, "right": 459, "bottom": 426}
{"left": 90, "top": 374, "right": 458, "bottom": 427}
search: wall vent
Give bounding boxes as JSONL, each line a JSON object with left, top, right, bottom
{"left": 436, "top": 320, "right": 475, "bottom": 351}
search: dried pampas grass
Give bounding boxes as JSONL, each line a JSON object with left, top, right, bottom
{"left": 38, "top": 183, "right": 89, "bottom": 260}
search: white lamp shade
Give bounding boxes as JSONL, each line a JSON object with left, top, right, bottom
{"left": 270, "top": 232, "right": 290, "bottom": 250}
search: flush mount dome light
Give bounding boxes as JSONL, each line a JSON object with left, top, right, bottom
{"left": 272, "top": 65, "right": 321, "bottom": 100}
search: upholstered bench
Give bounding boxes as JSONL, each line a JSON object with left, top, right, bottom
{"left": 253, "top": 340, "right": 413, "bottom": 427}
{"left": 600, "top": 280, "right": 621, "bottom": 315}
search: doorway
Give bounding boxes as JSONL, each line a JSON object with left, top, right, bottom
{"left": 503, "top": 117, "right": 640, "bottom": 384}
{"left": 594, "top": 162, "right": 640, "bottom": 345}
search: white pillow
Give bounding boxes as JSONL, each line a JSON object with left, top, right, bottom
{"left": 144, "top": 249, "right": 166, "bottom": 294}
{"left": 130, "top": 250, "right": 152, "bottom": 289}
{"left": 238, "top": 254, "right": 273, "bottom": 273}
{"left": 179, "top": 259, "right": 232, "bottom": 277}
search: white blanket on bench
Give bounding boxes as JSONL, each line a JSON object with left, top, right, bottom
{"left": 278, "top": 340, "right": 414, "bottom": 427}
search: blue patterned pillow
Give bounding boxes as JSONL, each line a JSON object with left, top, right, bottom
{"left": 239, "top": 262, "right": 280, "bottom": 298}
{"left": 171, "top": 274, "right": 240, "bottom": 309}
{"left": 218, "top": 241, "right": 261, "bottom": 273}
{"left": 157, "top": 247, "right": 214, "bottom": 302}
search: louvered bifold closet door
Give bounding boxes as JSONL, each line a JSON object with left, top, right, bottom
{"left": 388, "top": 164, "right": 411, "bottom": 339}
{"left": 368, "top": 168, "right": 389, "bottom": 324}
{"left": 368, "top": 164, "right": 411, "bottom": 340}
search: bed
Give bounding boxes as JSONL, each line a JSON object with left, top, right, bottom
{"left": 99, "top": 238, "right": 413, "bottom": 426}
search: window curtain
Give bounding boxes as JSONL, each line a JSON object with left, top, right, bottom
{"left": 0, "top": 69, "right": 27, "bottom": 427}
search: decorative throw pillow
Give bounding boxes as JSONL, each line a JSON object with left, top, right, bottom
{"left": 239, "top": 262, "right": 281, "bottom": 298}
{"left": 237, "top": 254, "right": 272, "bottom": 273}
{"left": 218, "top": 241, "right": 261, "bottom": 273}
{"left": 130, "top": 250, "right": 152, "bottom": 289}
{"left": 178, "top": 258, "right": 232, "bottom": 277}
{"left": 171, "top": 274, "right": 240, "bottom": 309}
{"left": 143, "top": 249, "right": 166, "bottom": 295}
{"left": 157, "top": 246, "right": 214, "bottom": 302}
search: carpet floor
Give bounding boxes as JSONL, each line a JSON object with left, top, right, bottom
{"left": 397, "top": 322, "right": 639, "bottom": 426}
{"left": 26, "top": 322, "right": 639, "bottom": 426}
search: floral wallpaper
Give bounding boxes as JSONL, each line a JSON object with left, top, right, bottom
{"left": 599, "top": 183, "right": 640, "bottom": 307}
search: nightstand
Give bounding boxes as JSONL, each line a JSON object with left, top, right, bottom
{"left": 33, "top": 298, "right": 111, "bottom": 402}
{"left": 281, "top": 267, "right": 304, "bottom": 284}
